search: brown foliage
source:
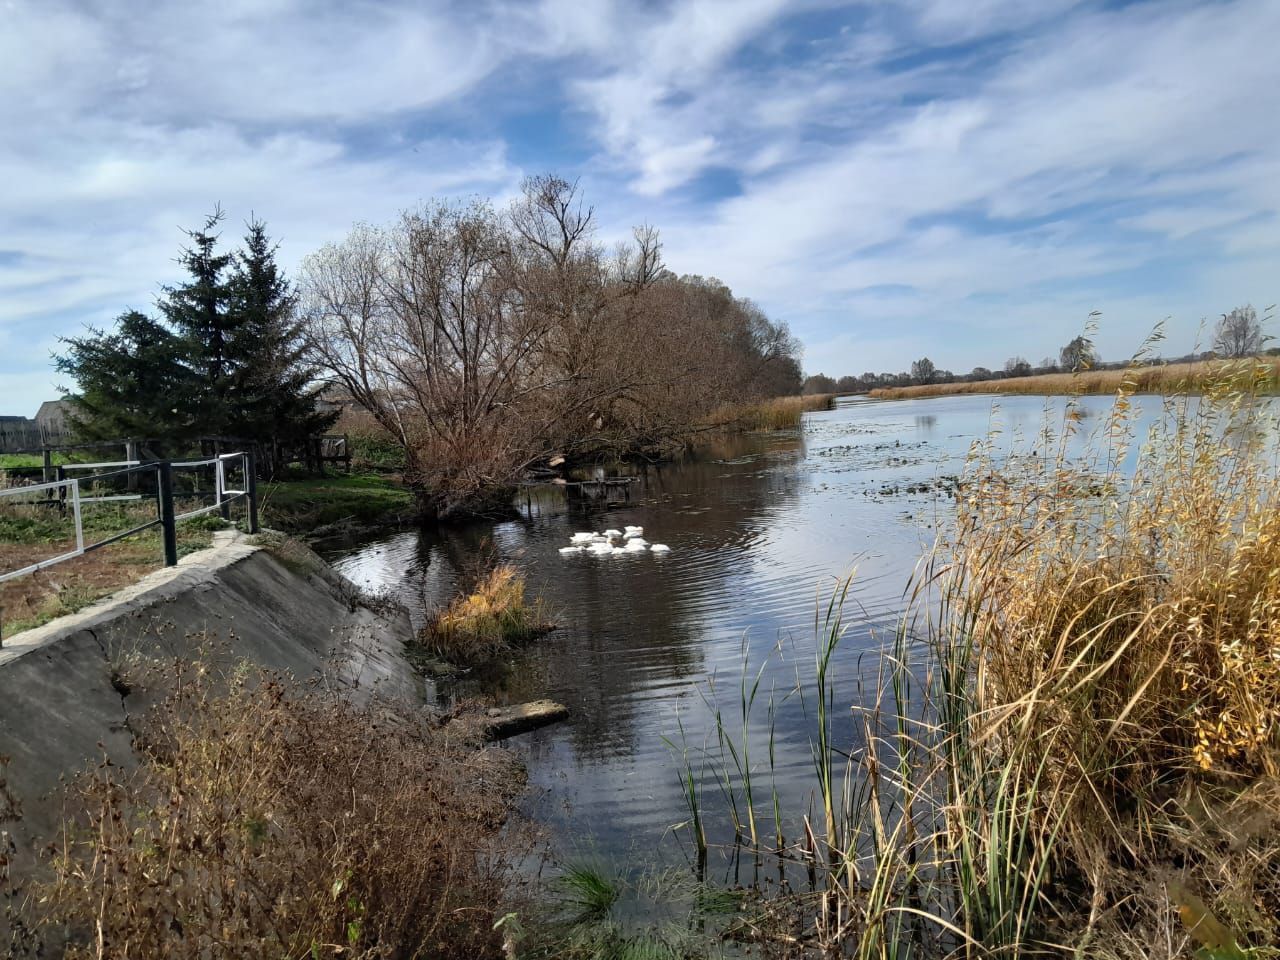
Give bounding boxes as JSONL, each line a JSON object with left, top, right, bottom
{"left": 300, "top": 175, "right": 802, "bottom": 518}
{"left": 34, "top": 664, "right": 526, "bottom": 959}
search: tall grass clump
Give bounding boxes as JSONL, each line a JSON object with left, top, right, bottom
{"left": 25, "top": 662, "right": 526, "bottom": 959}
{"left": 423, "top": 562, "right": 551, "bottom": 662}
{"left": 691, "top": 354, "right": 1280, "bottom": 958}
{"left": 722, "top": 394, "right": 834, "bottom": 432}
{"left": 930, "top": 357, "right": 1280, "bottom": 954}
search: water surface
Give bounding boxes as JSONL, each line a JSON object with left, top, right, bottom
{"left": 324, "top": 393, "right": 1185, "bottom": 871}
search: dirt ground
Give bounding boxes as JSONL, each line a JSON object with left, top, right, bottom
{"left": 0, "top": 534, "right": 210, "bottom": 641}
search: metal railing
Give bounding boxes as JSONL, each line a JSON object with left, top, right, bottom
{"left": 0, "top": 451, "right": 259, "bottom": 585}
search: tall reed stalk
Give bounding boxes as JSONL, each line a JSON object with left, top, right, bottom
{"left": 687, "top": 348, "right": 1280, "bottom": 958}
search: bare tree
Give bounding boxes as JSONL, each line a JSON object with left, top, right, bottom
{"left": 1059, "top": 335, "right": 1098, "bottom": 372}
{"left": 911, "top": 357, "right": 936, "bottom": 384}
{"left": 1213, "top": 305, "right": 1263, "bottom": 358}
{"left": 299, "top": 177, "right": 805, "bottom": 517}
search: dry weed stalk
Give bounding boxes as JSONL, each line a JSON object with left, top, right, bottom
{"left": 35, "top": 661, "right": 526, "bottom": 959}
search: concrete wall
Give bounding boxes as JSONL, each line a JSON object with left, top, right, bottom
{"left": 0, "top": 532, "right": 421, "bottom": 854}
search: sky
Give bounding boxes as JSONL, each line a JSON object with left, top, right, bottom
{"left": 1, "top": 0, "right": 1277, "bottom": 414}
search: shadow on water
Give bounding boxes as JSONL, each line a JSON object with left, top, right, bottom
{"left": 319, "top": 393, "right": 1192, "bottom": 881}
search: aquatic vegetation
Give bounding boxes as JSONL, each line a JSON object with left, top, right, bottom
{"left": 679, "top": 354, "right": 1280, "bottom": 957}
{"left": 559, "top": 862, "right": 622, "bottom": 921}
{"left": 721, "top": 393, "right": 834, "bottom": 431}
{"left": 422, "top": 562, "right": 552, "bottom": 661}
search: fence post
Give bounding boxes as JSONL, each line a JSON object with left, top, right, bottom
{"left": 218, "top": 462, "right": 231, "bottom": 522}
{"left": 42, "top": 446, "right": 52, "bottom": 484}
{"left": 246, "top": 451, "right": 260, "bottom": 534}
{"left": 125, "top": 438, "right": 139, "bottom": 492}
{"left": 158, "top": 460, "right": 178, "bottom": 567}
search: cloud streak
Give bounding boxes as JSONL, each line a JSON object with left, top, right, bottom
{"left": 0, "top": 0, "right": 1276, "bottom": 410}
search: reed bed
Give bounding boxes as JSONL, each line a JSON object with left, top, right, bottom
{"left": 867, "top": 355, "right": 1280, "bottom": 401}
{"left": 677, "top": 357, "right": 1280, "bottom": 958}
{"left": 721, "top": 394, "right": 835, "bottom": 431}
{"left": 422, "top": 562, "right": 551, "bottom": 662}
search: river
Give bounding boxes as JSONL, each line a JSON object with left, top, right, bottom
{"left": 322, "top": 393, "right": 1182, "bottom": 880}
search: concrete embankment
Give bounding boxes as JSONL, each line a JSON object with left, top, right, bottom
{"left": 0, "top": 531, "right": 422, "bottom": 852}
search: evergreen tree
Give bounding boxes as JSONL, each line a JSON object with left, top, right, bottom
{"left": 55, "top": 310, "right": 194, "bottom": 442}
{"left": 57, "top": 208, "right": 335, "bottom": 466}
{"left": 227, "top": 218, "right": 336, "bottom": 468}
{"left": 155, "top": 207, "right": 239, "bottom": 436}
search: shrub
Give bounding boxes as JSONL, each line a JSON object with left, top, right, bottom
{"left": 33, "top": 662, "right": 526, "bottom": 959}
{"left": 423, "top": 562, "right": 551, "bottom": 663}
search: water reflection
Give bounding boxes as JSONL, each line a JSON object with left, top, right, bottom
{"left": 324, "top": 393, "right": 1254, "bottom": 868}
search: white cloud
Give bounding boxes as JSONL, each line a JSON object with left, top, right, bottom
{"left": 0, "top": 0, "right": 1278, "bottom": 411}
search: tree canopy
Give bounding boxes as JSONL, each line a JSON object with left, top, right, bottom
{"left": 57, "top": 211, "right": 334, "bottom": 460}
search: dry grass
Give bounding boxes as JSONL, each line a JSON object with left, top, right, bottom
{"left": 717, "top": 394, "right": 834, "bottom": 431}
{"left": 929, "top": 360, "right": 1280, "bottom": 956}
{"left": 24, "top": 661, "right": 526, "bottom": 959}
{"left": 867, "top": 355, "right": 1280, "bottom": 400}
{"left": 422, "top": 562, "right": 551, "bottom": 663}
{"left": 0, "top": 498, "right": 221, "bottom": 639}
{"left": 690, "top": 357, "right": 1280, "bottom": 958}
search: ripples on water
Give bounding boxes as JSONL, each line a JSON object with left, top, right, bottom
{"left": 324, "top": 394, "right": 1175, "bottom": 870}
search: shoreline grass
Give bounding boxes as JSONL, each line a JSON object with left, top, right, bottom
{"left": 421, "top": 562, "right": 552, "bottom": 663}
{"left": 716, "top": 393, "right": 835, "bottom": 431}
{"left": 867, "top": 355, "right": 1280, "bottom": 400}
{"left": 259, "top": 470, "right": 415, "bottom": 534}
{"left": 678, "top": 358, "right": 1280, "bottom": 957}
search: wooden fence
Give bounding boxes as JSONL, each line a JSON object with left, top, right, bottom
{"left": 0, "top": 420, "right": 68, "bottom": 453}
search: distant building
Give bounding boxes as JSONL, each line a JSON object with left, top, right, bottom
{"left": 0, "top": 414, "right": 40, "bottom": 453}
{"left": 34, "top": 399, "right": 73, "bottom": 439}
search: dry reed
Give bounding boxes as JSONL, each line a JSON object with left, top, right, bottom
{"left": 423, "top": 562, "right": 551, "bottom": 662}
{"left": 867, "top": 356, "right": 1280, "bottom": 400}
{"left": 719, "top": 394, "right": 834, "bottom": 431}
{"left": 691, "top": 355, "right": 1280, "bottom": 958}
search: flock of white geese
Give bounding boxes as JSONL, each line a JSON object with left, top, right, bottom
{"left": 558, "top": 526, "right": 671, "bottom": 556}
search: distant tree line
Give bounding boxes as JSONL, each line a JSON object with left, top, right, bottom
{"left": 805, "top": 306, "right": 1268, "bottom": 394}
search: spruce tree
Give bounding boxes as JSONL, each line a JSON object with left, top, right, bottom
{"left": 55, "top": 310, "right": 194, "bottom": 442}
{"left": 57, "top": 208, "right": 334, "bottom": 466}
{"left": 155, "top": 207, "right": 239, "bottom": 437}
{"left": 227, "top": 218, "right": 336, "bottom": 469}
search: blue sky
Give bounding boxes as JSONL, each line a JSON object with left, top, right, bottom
{"left": 1, "top": 0, "right": 1277, "bottom": 413}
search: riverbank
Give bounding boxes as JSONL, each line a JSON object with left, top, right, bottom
{"left": 260, "top": 469, "right": 415, "bottom": 534}
{"left": 867, "top": 354, "right": 1280, "bottom": 399}
{"left": 0, "top": 532, "right": 419, "bottom": 851}
{"left": 677, "top": 382, "right": 1280, "bottom": 957}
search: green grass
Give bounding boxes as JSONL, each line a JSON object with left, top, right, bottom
{"left": 559, "top": 863, "right": 621, "bottom": 921}
{"left": 259, "top": 471, "right": 415, "bottom": 533}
